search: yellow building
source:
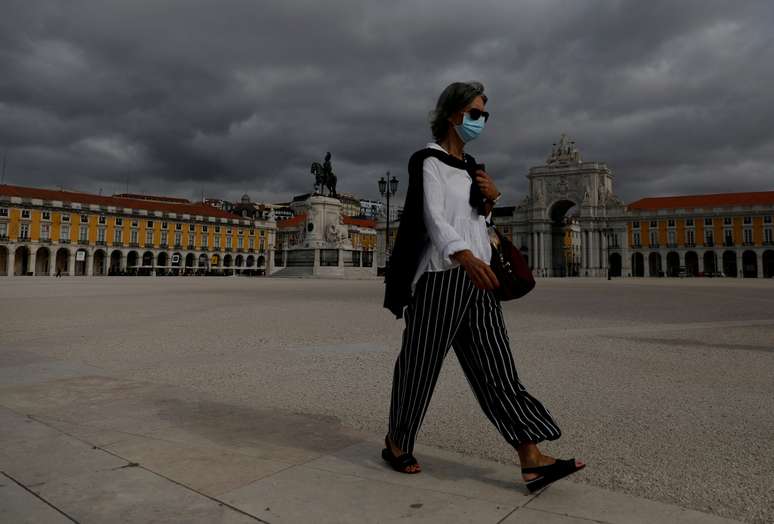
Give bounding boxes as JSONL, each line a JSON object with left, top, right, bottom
{"left": 0, "top": 184, "right": 276, "bottom": 277}
{"left": 624, "top": 192, "right": 774, "bottom": 278}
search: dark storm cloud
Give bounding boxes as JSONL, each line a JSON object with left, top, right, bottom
{"left": 1, "top": 0, "right": 773, "bottom": 206}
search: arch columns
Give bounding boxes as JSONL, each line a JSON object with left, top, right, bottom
{"left": 86, "top": 248, "right": 94, "bottom": 276}
{"left": 7, "top": 248, "right": 15, "bottom": 278}
{"left": 29, "top": 249, "right": 36, "bottom": 277}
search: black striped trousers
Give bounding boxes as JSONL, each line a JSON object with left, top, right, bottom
{"left": 388, "top": 265, "right": 561, "bottom": 455}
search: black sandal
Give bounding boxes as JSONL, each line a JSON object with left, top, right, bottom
{"left": 522, "top": 458, "right": 585, "bottom": 493}
{"left": 381, "top": 436, "right": 421, "bottom": 474}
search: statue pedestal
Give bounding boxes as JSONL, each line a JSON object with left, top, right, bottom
{"left": 290, "top": 194, "right": 353, "bottom": 250}
{"left": 274, "top": 194, "right": 376, "bottom": 279}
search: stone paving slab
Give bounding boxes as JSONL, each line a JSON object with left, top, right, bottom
{"left": 0, "top": 377, "right": 744, "bottom": 524}
{"left": 0, "top": 473, "right": 73, "bottom": 524}
{"left": 517, "top": 481, "right": 744, "bottom": 524}
{"left": 219, "top": 463, "right": 515, "bottom": 524}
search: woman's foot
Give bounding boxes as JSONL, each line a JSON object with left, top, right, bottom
{"left": 520, "top": 454, "right": 584, "bottom": 482}
{"left": 385, "top": 435, "right": 421, "bottom": 473}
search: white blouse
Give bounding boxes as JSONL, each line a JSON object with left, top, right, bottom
{"left": 411, "top": 142, "right": 492, "bottom": 295}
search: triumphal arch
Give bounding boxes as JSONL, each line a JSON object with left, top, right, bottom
{"left": 505, "top": 135, "right": 628, "bottom": 277}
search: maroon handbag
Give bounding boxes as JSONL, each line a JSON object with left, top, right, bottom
{"left": 487, "top": 224, "right": 536, "bottom": 301}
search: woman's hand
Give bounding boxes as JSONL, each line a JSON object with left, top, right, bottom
{"left": 451, "top": 250, "right": 500, "bottom": 290}
{"left": 474, "top": 169, "right": 500, "bottom": 201}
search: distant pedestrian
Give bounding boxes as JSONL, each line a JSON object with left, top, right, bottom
{"left": 55, "top": 268, "right": 62, "bottom": 278}
{"left": 382, "top": 81, "right": 584, "bottom": 492}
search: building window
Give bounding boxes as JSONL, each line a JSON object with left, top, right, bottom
{"left": 79, "top": 225, "right": 89, "bottom": 242}
{"left": 40, "top": 223, "right": 50, "bottom": 240}
{"left": 214, "top": 235, "right": 220, "bottom": 248}
{"left": 632, "top": 221, "right": 640, "bottom": 229}
{"left": 686, "top": 229, "right": 695, "bottom": 245}
{"left": 227, "top": 228, "right": 232, "bottom": 235}
{"left": 202, "top": 235, "right": 208, "bottom": 248}
{"left": 259, "top": 239, "right": 265, "bottom": 251}
{"left": 724, "top": 229, "right": 733, "bottom": 246}
{"left": 723, "top": 217, "right": 732, "bottom": 225}
{"left": 202, "top": 225, "right": 208, "bottom": 233}
{"left": 704, "top": 217, "right": 712, "bottom": 226}
{"left": 649, "top": 230, "right": 658, "bottom": 246}
{"left": 114, "top": 228, "right": 122, "bottom": 243}
{"left": 115, "top": 217, "right": 123, "bottom": 226}
{"left": 20, "top": 223, "right": 30, "bottom": 239}
{"left": 668, "top": 230, "right": 675, "bottom": 245}
{"left": 0, "top": 222, "right": 7, "bottom": 238}
{"left": 743, "top": 216, "right": 752, "bottom": 225}
{"left": 147, "top": 220, "right": 154, "bottom": 228}
{"left": 667, "top": 219, "right": 675, "bottom": 227}
{"left": 62, "top": 214, "right": 70, "bottom": 222}
{"left": 175, "top": 223, "right": 182, "bottom": 231}
{"left": 189, "top": 224, "right": 196, "bottom": 232}
{"left": 743, "top": 229, "right": 753, "bottom": 244}
{"left": 97, "top": 227, "right": 106, "bottom": 243}
{"left": 161, "top": 230, "right": 168, "bottom": 245}
{"left": 249, "top": 229, "right": 255, "bottom": 237}
{"left": 649, "top": 220, "right": 657, "bottom": 228}
{"left": 60, "top": 224, "right": 70, "bottom": 241}
{"left": 131, "top": 229, "right": 138, "bottom": 244}
{"left": 175, "top": 231, "right": 182, "bottom": 246}
{"left": 42, "top": 211, "right": 51, "bottom": 221}
{"left": 145, "top": 229, "right": 153, "bottom": 245}
{"left": 686, "top": 218, "right": 694, "bottom": 227}
{"left": 80, "top": 214, "right": 89, "bottom": 223}
{"left": 215, "top": 226, "right": 220, "bottom": 233}
{"left": 161, "top": 221, "right": 168, "bottom": 230}
{"left": 705, "top": 229, "right": 714, "bottom": 245}
{"left": 226, "top": 236, "right": 232, "bottom": 249}
{"left": 249, "top": 237, "right": 254, "bottom": 249}
{"left": 764, "top": 215, "right": 772, "bottom": 224}
{"left": 237, "top": 237, "right": 243, "bottom": 249}
{"left": 0, "top": 207, "right": 8, "bottom": 217}
{"left": 765, "top": 228, "right": 773, "bottom": 243}
{"left": 98, "top": 215, "right": 106, "bottom": 225}
{"left": 22, "top": 209, "right": 31, "bottom": 219}
{"left": 131, "top": 220, "right": 138, "bottom": 227}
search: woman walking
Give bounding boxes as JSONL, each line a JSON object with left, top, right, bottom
{"left": 382, "top": 81, "right": 585, "bottom": 492}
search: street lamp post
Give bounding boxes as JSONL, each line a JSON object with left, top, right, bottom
{"left": 378, "top": 172, "right": 399, "bottom": 269}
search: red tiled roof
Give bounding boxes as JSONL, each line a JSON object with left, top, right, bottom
{"left": 627, "top": 191, "right": 774, "bottom": 210}
{"left": 112, "top": 193, "right": 191, "bottom": 204}
{"left": 0, "top": 183, "right": 239, "bottom": 219}
{"left": 276, "top": 213, "right": 307, "bottom": 228}
{"left": 343, "top": 216, "right": 376, "bottom": 228}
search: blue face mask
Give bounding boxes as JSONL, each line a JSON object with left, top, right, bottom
{"left": 454, "top": 112, "right": 486, "bottom": 143}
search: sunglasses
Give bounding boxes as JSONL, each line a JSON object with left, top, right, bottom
{"left": 465, "top": 108, "right": 490, "bottom": 122}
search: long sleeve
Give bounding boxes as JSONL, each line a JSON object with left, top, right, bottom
{"left": 422, "top": 158, "right": 471, "bottom": 261}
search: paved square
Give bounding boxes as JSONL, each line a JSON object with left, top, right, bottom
{"left": 1, "top": 276, "right": 772, "bottom": 523}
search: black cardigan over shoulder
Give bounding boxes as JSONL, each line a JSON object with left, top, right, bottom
{"left": 383, "top": 147, "right": 479, "bottom": 319}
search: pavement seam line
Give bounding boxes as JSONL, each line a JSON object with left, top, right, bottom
{"left": 23, "top": 413, "right": 272, "bottom": 524}
{"left": 1, "top": 471, "right": 81, "bottom": 523}
{"left": 300, "top": 459, "right": 524, "bottom": 507}
{"left": 88, "top": 446, "right": 273, "bottom": 524}
{"left": 521, "top": 503, "right": 615, "bottom": 524}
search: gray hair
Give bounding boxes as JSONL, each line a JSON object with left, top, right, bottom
{"left": 429, "top": 82, "right": 488, "bottom": 140}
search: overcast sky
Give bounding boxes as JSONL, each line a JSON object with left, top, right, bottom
{"left": 1, "top": 0, "right": 773, "bottom": 208}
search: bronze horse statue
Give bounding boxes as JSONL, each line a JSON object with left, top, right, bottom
{"left": 311, "top": 152, "right": 337, "bottom": 197}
